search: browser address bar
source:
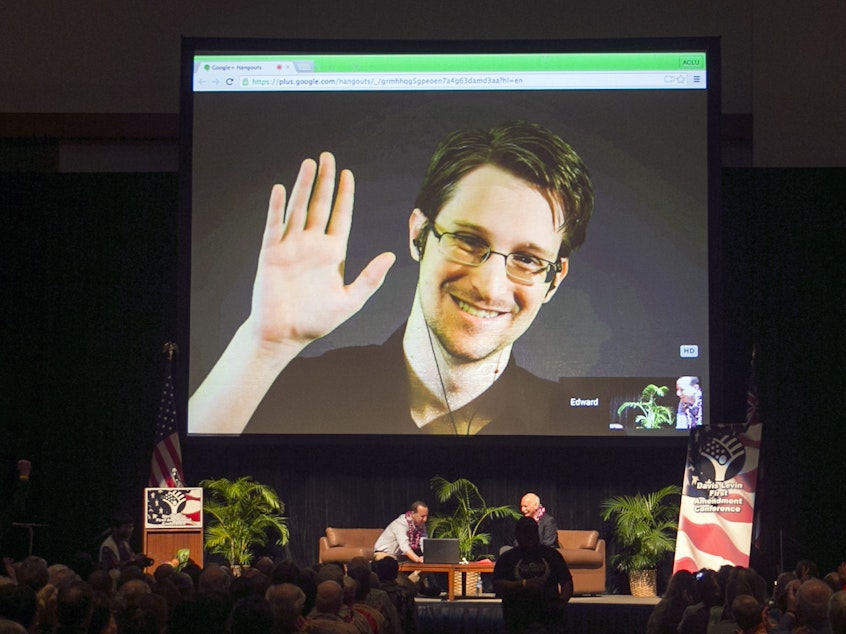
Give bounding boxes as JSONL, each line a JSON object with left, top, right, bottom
{"left": 197, "top": 71, "right": 705, "bottom": 92}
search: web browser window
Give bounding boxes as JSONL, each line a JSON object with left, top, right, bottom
{"left": 182, "top": 40, "right": 718, "bottom": 439}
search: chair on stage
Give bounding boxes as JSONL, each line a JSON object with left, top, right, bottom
{"left": 557, "top": 529, "right": 606, "bottom": 595}
{"left": 317, "top": 527, "right": 383, "bottom": 565}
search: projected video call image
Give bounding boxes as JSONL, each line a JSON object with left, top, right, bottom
{"left": 186, "top": 76, "right": 712, "bottom": 437}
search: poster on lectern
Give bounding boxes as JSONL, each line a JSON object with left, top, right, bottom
{"left": 144, "top": 487, "right": 203, "bottom": 529}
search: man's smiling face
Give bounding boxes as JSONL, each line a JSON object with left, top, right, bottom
{"left": 410, "top": 164, "right": 568, "bottom": 364}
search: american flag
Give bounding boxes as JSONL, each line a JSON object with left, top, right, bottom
{"left": 149, "top": 343, "right": 185, "bottom": 488}
{"left": 746, "top": 350, "right": 764, "bottom": 551}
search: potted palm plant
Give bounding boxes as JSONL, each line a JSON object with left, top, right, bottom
{"left": 599, "top": 484, "right": 681, "bottom": 596}
{"left": 427, "top": 476, "right": 520, "bottom": 560}
{"left": 616, "top": 384, "right": 676, "bottom": 429}
{"left": 200, "top": 475, "right": 289, "bottom": 572}
{"left": 428, "top": 476, "right": 521, "bottom": 595}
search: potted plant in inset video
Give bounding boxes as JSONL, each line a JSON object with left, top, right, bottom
{"left": 616, "top": 384, "right": 676, "bottom": 429}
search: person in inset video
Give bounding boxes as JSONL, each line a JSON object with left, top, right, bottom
{"left": 675, "top": 376, "right": 703, "bottom": 429}
{"left": 189, "top": 121, "right": 594, "bottom": 435}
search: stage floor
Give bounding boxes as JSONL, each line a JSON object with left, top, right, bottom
{"left": 415, "top": 593, "right": 660, "bottom": 634}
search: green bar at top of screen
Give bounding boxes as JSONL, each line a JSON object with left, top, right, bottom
{"left": 194, "top": 52, "right": 707, "bottom": 73}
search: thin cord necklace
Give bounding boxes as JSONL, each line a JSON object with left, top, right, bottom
{"left": 424, "top": 322, "right": 504, "bottom": 436}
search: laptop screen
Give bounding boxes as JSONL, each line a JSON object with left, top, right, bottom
{"left": 422, "top": 538, "right": 461, "bottom": 564}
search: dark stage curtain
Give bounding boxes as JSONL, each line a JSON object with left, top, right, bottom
{"left": 3, "top": 169, "right": 845, "bottom": 584}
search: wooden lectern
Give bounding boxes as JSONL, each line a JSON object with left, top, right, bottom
{"left": 143, "top": 488, "right": 204, "bottom": 569}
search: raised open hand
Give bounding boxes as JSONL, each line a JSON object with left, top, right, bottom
{"left": 247, "top": 152, "right": 396, "bottom": 350}
{"left": 188, "top": 152, "right": 396, "bottom": 434}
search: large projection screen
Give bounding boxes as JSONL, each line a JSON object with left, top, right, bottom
{"left": 181, "top": 39, "right": 720, "bottom": 439}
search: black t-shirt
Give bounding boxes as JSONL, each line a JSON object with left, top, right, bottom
{"left": 244, "top": 326, "right": 568, "bottom": 435}
{"left": 493, "top": 544, "right": 572, "bottom": 633}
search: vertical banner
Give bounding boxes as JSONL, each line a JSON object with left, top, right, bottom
{"left": 673, "top": 419, "right": 762, "bottom": 572}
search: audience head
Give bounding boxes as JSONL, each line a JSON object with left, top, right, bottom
{"left": 314, "top": 581, "right": 343, "bottom": 615}
{"left": 228, "top": 595, "right": 273, "bottom": 634}
{"left": 88, "top": 591, "right": 116, "bottom": 634}
{"left": 796, "top": 578, "right": 834, "bottom": 627}
{"left": 514, "top": 516, "right": 541, "bottom": 550}
{"left": 0, "top": 619, "right": 26, "bottom": 634}
{"left": 732, "top": 594, "right": 764, "bottom": 632}
{"left": 266, "top": 582, "right": 306, "bottom": 631}
{"left": 663, "top": 569, "right": 699, "bottom": 605}
{"left": 346, "top": 562, "right": 372, "bottom": 601}
{"left": 48, "top": 564, "right": 79, "bottom": 588}
{"left": 87, "top": 569, "right": 114, "bottom": 596}
{"left": 315, "top": 563, "right": 344, "bottom": 586}
{"left": 694, "top": 569, "right": 721, "bottom": 607}
{"left": 55, "top": 579, "right": 94, "bottom": 632}
{"left": 374, "top": 557, "right": 399, "bottom": 583}
{"left": 773, "top": 571, "right": 797, "bottom": 613}
{"left": 197, "top": 563, "right": 231, "bottom": 597}
{"left": 115, "top": 565, "right": 145, "bottom": 590}
{"left": 170, "top": 572, "right": 195, "bottom": 598}
{"left": 16, "top": 556, "right": 48, "bottom": 593}
{"left": 117, "top": 578, "right": 151, "bottom": 610}
{"left": 167, "top": 594, "right": 227, "bottom": 634}
{"left": 825, "top": 572, "right": 843, "bottom": 593}
{"left": 116, "top": 592, "right": 167, "bottom": 634}
{"left": 794, "top": 559, "right": 819, "bottom": 582}
{"left": 253, "top": 557, "right": 274, "bottom": 577}
{"left": 830, "top": 590, "right": 846, "bottom": 634}
{"left": 68, "top": 552, "right": 94, "bottom": 583}
{"left": 152, "top": 563, "right": 174, "bottom": 584}
{"left": 0, "top": 584, "right": 36, "bottom": 631}
{"left": 724, "top": 567, "right": 768, "bottom": 609}
{"left": 271, "top": 561, "right": 300, "bottom": 586}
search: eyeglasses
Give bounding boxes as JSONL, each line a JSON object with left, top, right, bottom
{"left": 429, "top": 224, "right": 562, "bottom": 285}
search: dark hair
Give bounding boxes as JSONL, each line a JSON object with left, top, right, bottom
{"left": 794, "top": 559, "right": 819, "bottom": 580}
{"left": 373, "top": 557, "right": 399, "bottom": 582}
{"left": 414, "top": 121, "right": 594, "bottom": 259}
{"left": 56, "top": 580, "right": 94, "bottom": 630}
{"left": 732, "top": 594, "right": 763, "bottom": 630}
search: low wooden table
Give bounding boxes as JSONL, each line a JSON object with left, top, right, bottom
{"left": 398, "top": 562, "right": 495, "bottom": 601}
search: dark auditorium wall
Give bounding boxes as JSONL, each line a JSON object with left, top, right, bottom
{"left": 2, "top": 168, "right": 843, "bottom": 587}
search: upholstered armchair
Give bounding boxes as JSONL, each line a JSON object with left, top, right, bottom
{"left": 317, "top": 527, "right": 384, "bottom": 564}
{"left": 557, "top": 529, "right": 606, "bottom": 595}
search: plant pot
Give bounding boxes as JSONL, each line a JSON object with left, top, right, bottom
{"left": 628, "top": 569, "right": 657, "bottom": 597}
{"left": 452, "top": 570, "right": 482, "bottom": 596}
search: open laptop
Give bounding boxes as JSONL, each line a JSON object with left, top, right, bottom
{"left": 421, "top": 538, "right": 461, "bottom": 564}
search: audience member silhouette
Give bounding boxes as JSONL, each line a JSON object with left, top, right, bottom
{"left": 265, "top": 582, "right": 307, "bottom": 633}
{"left": 229, "top": 594, "right": 275, "bottom": 634}
{"left": 709, "top": 567, "right": 769, "bottom": 634}
{"left": 348, "top": 556, "right": 401, "bottom": 634}
{"left": 645, "top": 569, "right": 699, "bottom": 634}
{"left": 4, "top": 529, "right": 846, "bottom": 634}
{"left": 731, "top": 594, "right": 766, "bottom": 634}
{"left": 373, "top": 556, "right": 418, "bottom": 634}
{"left": 776, "top": 577, "right": 834, "bottom": 633}
{"left": 830, "top": 590, "right": 846, "bottom": 634}
{"left": 678, "top": 568, "right": 723, "bottom": 634}
{"left": 309, "top": 580, "right": 358, "bottom": 634}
